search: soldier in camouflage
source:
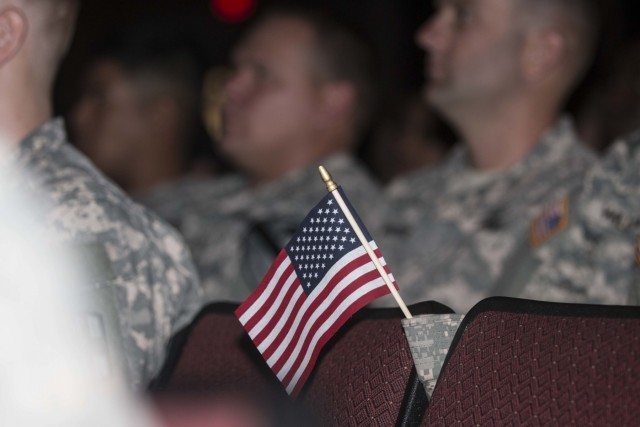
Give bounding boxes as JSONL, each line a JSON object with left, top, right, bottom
{"left": 498, "top": 131, "right": 640, "bottom": 305}
{"left": 376, "top": 0, "right": 600, "bottom": 312}
{"left": 178, "top": 155, "right": 381, "bottom": 303}
{"left": 146, "top": 6, "right": 383, "bottom": 303}
{"left": 0, "top": 0, "right": 201, "bottom": 389}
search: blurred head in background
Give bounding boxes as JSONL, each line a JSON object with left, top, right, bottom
{"left": 221, "top": 5, "right": 378, "bottom": 186}
{"left": 70, "top": 23, "right": 218, "bottom": 196}
{"left": 415, "top": 0, "right": 599, "bottom": 168}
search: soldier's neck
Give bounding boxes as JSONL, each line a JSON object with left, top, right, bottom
{"left": 244, "top": 136, "right": 349, "bottom": 188}
{"left": 247, "top": 168, "right": 291, "bottom": 189}
{"left": 127, "top": 150, "right": 187, "bottom": 198}
{"left": 244, "top": 152, "right": 317, "bottom": 189}
{"left": 457, "top": 104, "right": 556, "bottom": 171}
{"left": 0, "top": 94, "right": 52, "bottom": 147}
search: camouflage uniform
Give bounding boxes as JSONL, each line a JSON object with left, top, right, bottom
{"left": 138, "top": 177, "right": 216, "bottom": 230}
{"left": 377, "top": 118, "right": 596, "bottom": 313}
{"left": 12, "top": 119, "right": 202, "bottom": 389}
{"left": 499, "top": 130, "right": 640, "bottom": 305}
{"left": 146, "top": 154, "right": 383, "bottom": 303}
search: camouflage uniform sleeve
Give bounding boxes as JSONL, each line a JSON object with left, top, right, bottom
{"left": 46, "top": 188, "right": 203, "bottom": 387}
{"left": 145, "top": 211, "right": 203, "bottom": 335}
{"left": 102, "top": 201, "right": 202, "bottom": 386}
{"left": 500, "top": 195, "right": 631, "bottom": 305}
{"left": 15, "top": 120, "right": 203, "bottom": 389}
{"left": 511, "top": 133, "right": 640, "bottom": 305}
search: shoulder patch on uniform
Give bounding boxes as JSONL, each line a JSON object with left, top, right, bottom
{"left": 529, "top": 197, "right": 569, "bottom": 248}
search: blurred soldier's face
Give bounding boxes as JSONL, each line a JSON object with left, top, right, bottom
{"left": 416, "top": 0, "right": 524, "bottom": 118}
{"left": 70, "top": 60, "right": 151, "bottom": 185}
{"left": 221, "top": 16, "right": 325, "bottom": 170}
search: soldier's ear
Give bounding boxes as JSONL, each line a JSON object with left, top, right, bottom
{"left": 521, "top": 28, "right": 566, "bottom": 84}
{"left": 0, "top": 7, "right": 27, "bottom": 68}
{"left": 318, "top": 81, "right": 356, "bottom": 123}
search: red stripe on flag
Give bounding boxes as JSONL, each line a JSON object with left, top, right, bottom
{"left": 236, "top": 231, "right": 398, "bottom": 396}
{"left": 278, "top": 268, "right": 384, "bottom": 387}
{"left": 269, "top": 249, "right": 394, "bottom": 375}
{"left": 289, "top": 285, "right": 392, "bottom": 396}
{"left": 268, "top": 252, "right": 373, "bottom": 373}
{"left": 235, "top": 249, "right": 289, "bottom": 319}
{"left": 244, "top": 265, "right": 296, "bottom": 335}
{"left": 259, "top": 287, "right": 307, "bottom": 360}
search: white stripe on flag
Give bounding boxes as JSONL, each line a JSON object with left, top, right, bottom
{"left": 240, "top": 241, "right": 377, "bottom": 327}
{"left": 257, "top": 286, "right": 305, "bottom": 353}
{"left": 265, "top": 244, "right": 370, "bottom": 367}
{"left": 285, "top": 277, "right": 388, "bottom": 393}
{"left": 246, "top": 269, "right": 297, "bottom": 339}
{"left": 269, "top": 247, "right": 390, "bottom": 374}
{"left": 239, "top": 256, "right": 292, "bottom": 324}
{"left": 274, "top": 255, "right": 384, "bottom": 380}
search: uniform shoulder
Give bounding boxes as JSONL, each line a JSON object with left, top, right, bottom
{"left": 139, "top": 174, "right": 244, "bottom": 226}
{"left": 602, "top": 130, "right": 640, "bottom": 174}
{"left": 27, "top": 142, "right": 192, "bottom": 258}
{"left": 384, "top": 157, "right": 453, "bottom": 201}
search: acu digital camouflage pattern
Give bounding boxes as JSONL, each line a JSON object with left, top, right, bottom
{"left": 377, "top": 118, "right": 596, "bottom": 312}
{"left": 145, "top": 154, "right": 384, "bottom": 304}
{"left": 402, "top": 313, "right": 465, "bottom": 398}
{"left": 501, "top": 130, "right": 640, "bottom": 305}
{"left": 138, "top": 176, "right": 221, "bottom": 230}
{"left": 13, "top": 119, "right": 202, "bottom": 389}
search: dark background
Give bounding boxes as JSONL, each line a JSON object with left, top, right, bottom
{"left": 56, "top": 0, "right": 640, "bottom": 116}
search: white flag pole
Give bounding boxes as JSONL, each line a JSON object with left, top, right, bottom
{"left": 318, "top": 166, "right": 412, "bottom": 319}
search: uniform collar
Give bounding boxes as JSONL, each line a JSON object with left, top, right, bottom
{"left": 17, "top": 117, "right": 67, "bottom": 160}
{"left": 452, "top": 115, "right": 580, "bottom": 180}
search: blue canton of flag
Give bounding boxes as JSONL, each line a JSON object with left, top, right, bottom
{"left": 289, "top": 192, "right": 371, "bottom": 295}
{"left": 236, "top": 187, "right": 397, "bottom": 396}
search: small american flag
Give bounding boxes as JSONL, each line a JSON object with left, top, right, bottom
{"left": 235, "top": 187, "right": 397, "bottom": 396}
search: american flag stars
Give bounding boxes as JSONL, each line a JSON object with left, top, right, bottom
{"left": 287, "top": 197, "right": 360, "bottom": 296}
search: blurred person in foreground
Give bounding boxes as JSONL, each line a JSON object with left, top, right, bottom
{"left": 152, "top": 390, "right": 318, "bottom": 427}
{"left": 153, "top": 5, "right": 383, "bottom": 303}
{"left": 0, "top": 0, "right": 202, "bottom": 389}
{"left": 70, "top": 24, "right": 222, "bottom": 203}
{"left": 0, "top": 151, "right": 153, "bottom": 426}
{"left": 378, "top": 0, "right": 600, "bottom": 312}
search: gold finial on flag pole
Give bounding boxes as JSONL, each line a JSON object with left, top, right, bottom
{"left": 316, "top": 165, "right": 413, "bottom": 319}
{"left": 318, "top": 165, "right": 338, "bottom": 192}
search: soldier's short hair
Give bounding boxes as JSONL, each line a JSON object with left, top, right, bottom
{"left": 259, "top": 4, "right": 379, "bottom": 141}
{"left": 90, "top": 24, "right": 205, "bottom": 119}
{"left": 519, "top": 0, "right": 600, "bottom": 86}
{"left": 86, "top": 23, "right": 211, "bottom": 166}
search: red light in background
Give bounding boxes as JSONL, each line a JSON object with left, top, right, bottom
{"left": 211, "top": 0, "right": 256, "bottom": 23}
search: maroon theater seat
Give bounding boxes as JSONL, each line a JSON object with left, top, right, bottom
{"left": 300, "top": 301, "right": 453, "bottom": 427}
{"left": 150, "top": 302, "right": 282, "bottom": 394}
{"left": 422, "top": 297, "right": 640, "bottom": 426}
